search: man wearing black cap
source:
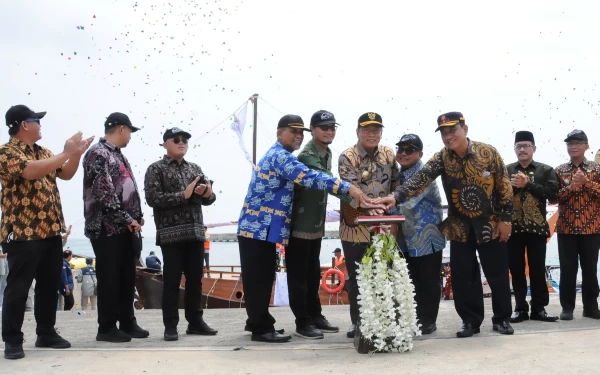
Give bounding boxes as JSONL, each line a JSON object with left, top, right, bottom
{"left": 0, "top": 105, "right": 93, "bottom": 359}
{"left": 338, "top": 112, "right": 400, "bottom": 338}
{"left": 392, "top": 134, "right": 446, "bottom": 334}
{"left": 377, "top": 112, "right": 515, "bottom": 337}
{"left": 237, "top": 114, "right": 374, "bottom": 343}
{"left": 506, "top": 131, "right": 559, "bottom": 323}
{"left": 555, "top": 129, "right": 600, "bottom": 320}
{"left": 144, "top": 127, "right": 218, "bottom": 341}
{"left": 287, "top": 110, "right": 353, "bottom": 339}
{"left": 83, "top": 112, "right": 148, "bottom": 343}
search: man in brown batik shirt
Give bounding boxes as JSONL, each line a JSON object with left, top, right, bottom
{"left": 1, "top": 105, "right": 93, "bottom": 360}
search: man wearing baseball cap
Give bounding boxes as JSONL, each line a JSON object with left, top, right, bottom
{"left": 144, "top": 127, "right": 218, "bottom": 341}
{"left": 60, "top": 250, "right": 75, "bottom": 311}
{"left": 338, "top": 112, "right": 400, "bottom": 338}
{"left": 237, "top": 114, "right": 376, "bottom": 343}
{"left": 391, "top": 134, "right": 446, "bottom": 334}
{"left": 379, "top": 111, "right": 514, "bottom": 337}
{"left": 555, "top": 129, "right": 600, "bottom": 320}
{"left": 1, "top": 105, "right": 93, "bottom": 360}
{"left": 82, "top": 112, "right": 148, "bottom": 343}
{"left": 287, "top": 110, "right": 351, "bottom": 339}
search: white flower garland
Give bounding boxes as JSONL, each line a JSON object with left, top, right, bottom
{"left": 356, "top": 233, "right": 420, "bottom": 352}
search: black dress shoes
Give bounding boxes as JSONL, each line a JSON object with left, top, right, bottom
{"left": 251, "top": 331, "right": 292, "bottom": 343}
{"left": 97, "top": 327, "right": 132, "bottom": 343}
{"left": 294, "top": 323, "right": 324, "bottom": 339}
{"left": 582, "top": 309, "right": 600, "bottom": 319}
{"left": 35, "top": 331, "right": 71, "bottom": 349}
{"left": 4, "top": 342, "right": 25, "bottom": 360}
{"left": 560, "top": 310, "right": 574, "bottom": 320}
{"left": 164, "top": 327, "right": 179, "bottom": 341}
{"left": 244, "top": 325, "right": 285, "bottom": 334}
{"left": 530, "top": 310, "right": 558, "bottom": 322}
{"left": 509, "top": 311, "right": 529, "bottom": 323}
{"left": 492, "top": 321, "right": 514, "bottom": 335}
{"left": 187, "top": 320, "right": 218, "bottom": 335}
{"left": 421, "top": 323, "right": 437, "bottom": 335}
{"left": 313, "top": 317, "right": 339, "bottom": 333}
{"left": 346, "top": 324, "right": 357, "bottom": 338}
{"left": 120, "top": 323, "right": 150, "bottom": 339}
{"left": 456, "top": 322, "right": 480, "bottom": 338}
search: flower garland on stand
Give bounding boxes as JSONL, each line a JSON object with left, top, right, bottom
{"left": 356, "top": 228, "right": 420, "bottom": 352}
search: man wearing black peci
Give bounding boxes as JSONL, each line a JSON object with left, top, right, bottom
{"left": 506, "top": 131, "right": 559, "bottom": 323}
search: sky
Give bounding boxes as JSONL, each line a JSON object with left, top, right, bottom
{"left": 1, "top": 0, "right": 599, "bottom": 238}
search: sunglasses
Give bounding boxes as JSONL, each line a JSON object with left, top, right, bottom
{"left": 396, "top": 146, "right": 419, "bottom": 155}
{"left": 315, "top": 125, "right": 337, "bottom": 132}
{"left": 170, "top": 136, "right": 189, "bottom": 145}
{"left": 24, "top": 118, "right": 40, "bottom": 125}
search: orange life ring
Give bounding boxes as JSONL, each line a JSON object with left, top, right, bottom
{"left": 321, "top": 269, "right": 345, "bottom": 294}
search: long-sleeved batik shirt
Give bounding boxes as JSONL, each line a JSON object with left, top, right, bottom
{"left": 237, "top": 141, "right": 351, "bottom": 246}
{"left": 83, "top": 138, "right": 143, "bottom": 239}
{"left": 393, "top": 139, "right": 513, "bottom": 244}
{"left": 555, "top": 159, "right": 600, "bottom": 235}
{"left": 338, "top": 143, "right": 400, "bottom": 243}
{"left": 144, "top": 155, "right": 216, "bottom": 246}
{"left": 392, "top": 159, "right": 446, "bottom": 257}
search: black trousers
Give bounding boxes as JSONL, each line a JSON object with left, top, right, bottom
{"left": 557, "top": 234, "right": 600, "bottom": 312}
{"left": 508, "top": 233, "right": 549, "bottom": 313}
{"left": 161, "top": 241, "right": 204, "bottom": 328}
{"left": 450, "top": 232, "right": 512, "bottom": 326}
{"left": 406, "top": 250, "right": 443, "bottom": 326}
{"left": 286, "top": 236, "right": 323, "bottom": 327}
{"left": 204, "top": 252, "right": 210, "bottom": 271}
{"left": 238, "top": 236, "right": 277, "bottom": 335}
{"left": 1, "top": 236, "right": 62, "bottom": 344}
{"left": 90, "top": 231, "right": 137, "bottom": 333}
{"left": 341, "top": 240, "right": 370, "bottom": 325}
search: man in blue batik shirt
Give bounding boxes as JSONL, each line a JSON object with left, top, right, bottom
{"left": 237, "top": 114, "right": 376, "bottom": 344}
{"left": 392, "top": 134, "right": 446, "bottom": 335}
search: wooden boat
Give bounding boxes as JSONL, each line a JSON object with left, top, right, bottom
{"left": 134, "top": 264, "right": 349, "bottom": 310}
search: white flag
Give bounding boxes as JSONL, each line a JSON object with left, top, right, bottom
{"left": 230, "top": 102, "right": 254, "bottom": 167}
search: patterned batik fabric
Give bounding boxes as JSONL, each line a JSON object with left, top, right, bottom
{"left": 237, "top": 141, "right": 351, "bottom": 246}
{"left": 338, "top": 143, "right": 400, "bottom": 243}
{"left": 394, "top": 139, "right": 513, "bottom": 245}
{"left": 506, "top": 160, "right": 559, "bottom": 237}
{"left": 0, "top": 137, "right": 65, "bottom": 242}
{"left": 392, "top": 159, "right": 446, "bottom": 257}
{"left": 144, "top": 155, "right": 216, "bottom": 246}
{"left": 555, "top": 159, "right": 600, "bottom": 235}
{"left": 82, "top": 138, "right": 143, "bottom": 239}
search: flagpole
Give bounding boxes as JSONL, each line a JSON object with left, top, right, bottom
{"left": 251, "top": 93, "right": 259, "bottom": 165}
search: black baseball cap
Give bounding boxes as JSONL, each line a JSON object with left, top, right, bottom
{"left": 396, "top": 134, "right": 423, "bottom": 151}
{"left": 163, "top": 127, "right": 192, "bottom": 142}
{"left": 564, "top": 129, "right": 588, "bottom": 143}
{"left": 310, "top": 110, "right": 340, "bottom": 127}
{"left": 104, "top": 112, "right": 140, "bottom": 132}
{"left": 436, "top": 112, "right": 465, "bottom": 132}
{"left": 357, "top": 112, "right": 383, "bottom": 128}
{"left": 5, "top": 105, "right": 46, "bottom": 129}
{"left": 277, "top": 114, "right": 310, "bottom": 131}
{"left": 333, "top": 248, "right": 342, "bottom": 254}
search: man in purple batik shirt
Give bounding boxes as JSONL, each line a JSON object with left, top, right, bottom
{"left": 82, "top": 112, "right": 149, "bottom": 343}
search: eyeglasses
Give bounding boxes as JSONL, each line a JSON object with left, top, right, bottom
{"left": 396, "top": 146, "right": 419, "bottom": 155}
{"left": 171, "top": 136, "right": 189, "bottom": 145}
{"left": 315, "top": 125, "right": 337, "bottom": 132}
{"left": 361, "top": 126, "right": 382, "bottom": 134}
{"left": 514, "top": 144, "right": 533, "bottom": 150}
{"left": 567, "top": 141, "right": 587, "bottom": 146}
{"left": 24, "top": 118, "right": 40, "bottom": 125}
